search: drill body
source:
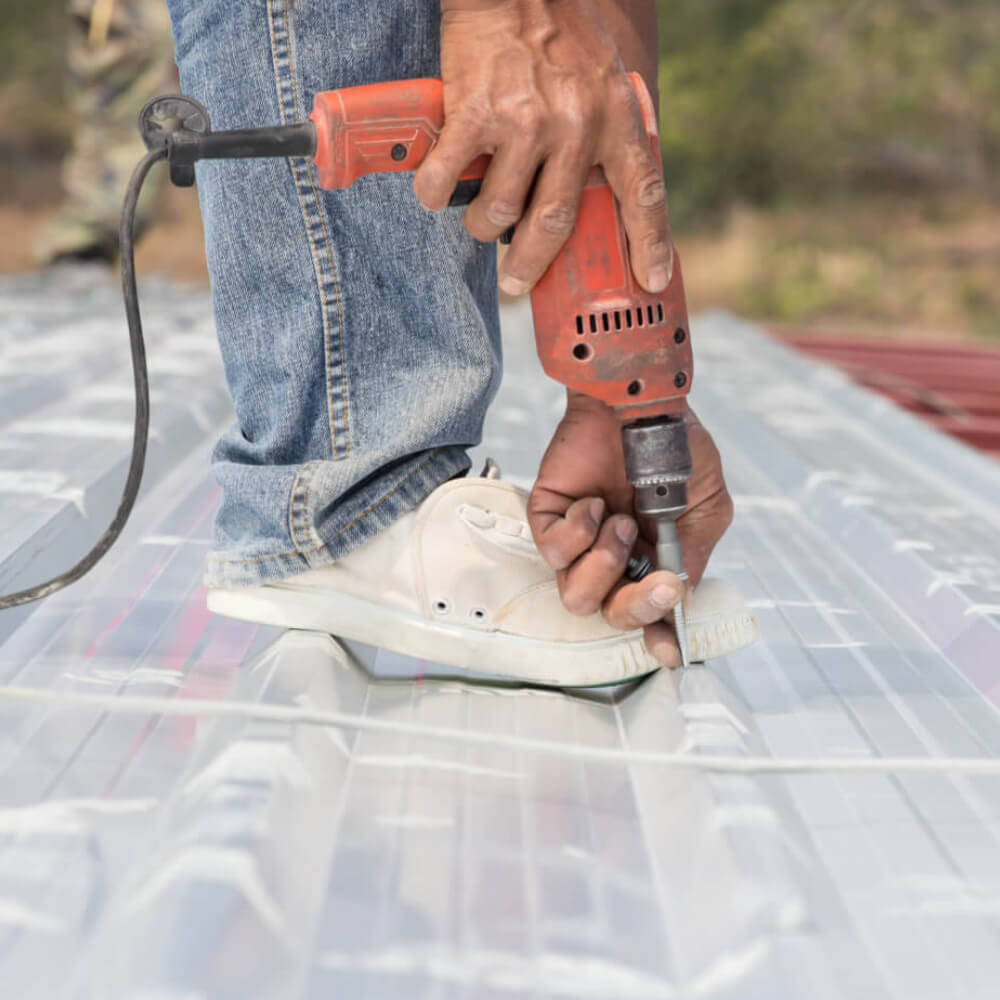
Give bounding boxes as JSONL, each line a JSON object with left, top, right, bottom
{"left": 309, "top": 78, "right": 692, "bottom": 420}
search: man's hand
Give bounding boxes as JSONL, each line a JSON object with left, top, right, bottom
{"left": 527, "top": 392, "right": 734, "bottom": 667}
{"left": 413, "top": 0, "right": 672, "bottom": 297}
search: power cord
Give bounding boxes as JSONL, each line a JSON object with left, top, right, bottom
{"left": 0, "top": 146, "right": 166, "bottom": 610}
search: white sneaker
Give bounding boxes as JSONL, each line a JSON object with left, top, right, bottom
{"left": 207, "top": 474, "right": 757, "bottom": 687}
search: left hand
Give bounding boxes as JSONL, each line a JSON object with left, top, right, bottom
{"left": 527, "top": 391, "right": 733, "bottom": 666}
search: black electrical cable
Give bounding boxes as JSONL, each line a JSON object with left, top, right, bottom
{"left": 0, "top": 146, "right": 167, "bottom": 610}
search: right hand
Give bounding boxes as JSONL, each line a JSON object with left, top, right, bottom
{"left": 413, "top": 0, "right": 674, "bottom": 298}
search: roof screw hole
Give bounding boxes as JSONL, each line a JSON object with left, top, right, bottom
{"left": 627, "top": 380, "right": 643, "bottom": 396}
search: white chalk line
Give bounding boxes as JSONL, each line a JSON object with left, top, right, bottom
{"left": 2, "top": 684, "right": 1000, "bottom": 776}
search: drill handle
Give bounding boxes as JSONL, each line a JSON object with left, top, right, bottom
{"left": 309, "top": 72, "right": 658, "bottom": 192}
{"left": 310, "top": 78, "right": 490, "bottom": 190}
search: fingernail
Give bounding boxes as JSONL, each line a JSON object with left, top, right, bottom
{"left": 650, "top": 583, "right": 678, "bottom": 609}
{"left": 588, "top": 498, "right": 605, "bottom": 527}
{"left": 499, "top": 274, "right": 530, "bottom": 297}
{"left": 615, "top": 519, "right": 638, "bottom": 546}
{"left": 647, "top": 266, "right": 668, "bottom": 293}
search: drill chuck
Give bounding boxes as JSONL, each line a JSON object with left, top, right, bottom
{"left": 621, "top": 415, "right": 693, "bottom": 667}
{"left": 621, "top": 416, "right": 692, "bottom": 521}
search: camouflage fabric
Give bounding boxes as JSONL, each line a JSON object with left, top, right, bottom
{"left": 37, "top": 0, "right": 176, "bottom": 263}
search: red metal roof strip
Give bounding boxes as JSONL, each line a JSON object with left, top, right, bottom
{"left": 777, "top": 331, "right": 1000, "bottom": 456}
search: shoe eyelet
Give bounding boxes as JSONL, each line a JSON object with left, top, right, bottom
{"left": 470, "top": 608, "right": 488, "bottom": 622}
{"left": 433, "top": 599, "right": 450, "bottom": 615}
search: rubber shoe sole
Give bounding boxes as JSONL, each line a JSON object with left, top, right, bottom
{"left": 207, "top": 583, "right": 660, "bottom": 688}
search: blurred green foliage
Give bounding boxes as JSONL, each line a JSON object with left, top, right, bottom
{"left": 658, "top": 0, "right": 1000, "bottom": 222}
{"left": 0, "top": 0, "right": 68, "bottom": 153}
{"left": 0, "top": 0, "right": 65, "bottom": 92}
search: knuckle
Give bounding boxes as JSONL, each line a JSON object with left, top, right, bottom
{"left": 463, "top": 213, "right": 492, "bottom": 241}
{"left": 600, "top": 602, "right": 629, "bottom": 631}
{"left": 570, "top": 520, "right": 598, "bottom": 553}
{"left": 562, "top": 585, "right": 597, "bottom": 618}
{"left": 718, "top": 488, "right": 735, "bottom": 531}
{"left": 557, "top": 95, "right": 598, "bottom": 137}
{"left": 608, "top": 67, "right": 636, "bottom": 103}
{"left": 499, "top": 97, "right": 546, "bottom": 141}
{"left": 459, "top": 96, "right": 494, "bottom": 133}
{"left": 541, "top": 547, "right": 571, "bottom": 572}
{"left": 536, "top": 201, "right": 576, "bottom": 237}
{"left": 518, "top": 110, "right": 545, "bottom": 143}
{"left": 648, "top": 240, "right": 672, "bottom": 263}
{"left": 541, "top": 537, "right": 574, "bottom": 571}
{"left": 634, "top": 170, "right": 667, "bottom": 210}
{"left": 414, "top": 162, "right": 444, "bottom": 196}
{"left": 484, "top": 199, "right": 522, "bottom": 228}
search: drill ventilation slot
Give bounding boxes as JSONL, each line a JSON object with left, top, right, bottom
{"left": 575, "top": 303, "right": 666, "bottom": 336}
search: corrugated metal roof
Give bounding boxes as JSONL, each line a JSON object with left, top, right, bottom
{"left": 1, "top": 273, "right": 1000, "bottom": 999}
{"left": 779, "top": 332, "right": 1000, "bottom": 458}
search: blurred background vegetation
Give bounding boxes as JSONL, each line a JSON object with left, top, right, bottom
{"left": 1, "top": 0, "right": 998, "bottom": 337}
{"left": 657, "top": 0, "right": 1000, "bottom": 338}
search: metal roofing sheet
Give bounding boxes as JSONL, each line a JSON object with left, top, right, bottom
{"left": 1, "top": 274, "right": 1000, "bottom": 999}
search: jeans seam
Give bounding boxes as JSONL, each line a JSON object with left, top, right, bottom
{"left": 265, "top": 0, "right": 350, "bottom": 461}
{"left": 288, "top": 460, "right": 322, "bottom": 554}
{"left": 281, "top": 12, "right": 352, "bottom": 460}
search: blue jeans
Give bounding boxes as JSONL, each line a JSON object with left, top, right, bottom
{"left": 166, "top": 0, "right": 501, "bottom": 587}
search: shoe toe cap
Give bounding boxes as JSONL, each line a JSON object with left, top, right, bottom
{"left": 687, "top": 577, "right": 759, "bottom": 662}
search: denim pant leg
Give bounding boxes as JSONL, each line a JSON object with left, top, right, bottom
{"left": 166, "top": 0, "right": 501, "bottom": 588}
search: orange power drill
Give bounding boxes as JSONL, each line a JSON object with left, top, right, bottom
{"left": 139, "top": 74, "right": 694, "bottom": 661}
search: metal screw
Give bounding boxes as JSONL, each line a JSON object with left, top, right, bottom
{"left": 674, "top": 328, "right": 686, "bottom": 344}
{"left": 391, "top": 143, "right": 407, "bottom": 161}
{"left": 625, "top": 554, "right": 653, "bottom": 582}
{"left": 674, "top": 371, "right": 688, "bottom": 389}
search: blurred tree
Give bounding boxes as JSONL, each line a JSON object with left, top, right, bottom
{"left": 0, "top": 0, "right": 65, "bottom": 93}
{"left": 0, "top": 0, "right": 69, "bottom": 157}
{"left": 658, "top": 0, "right": 1000, "bottom": 222}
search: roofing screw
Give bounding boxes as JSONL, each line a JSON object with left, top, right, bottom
{"left": 625, "top": 554, "right": 653, "bottom": 582}
{"left": 674, "top": 371, "right": 688, "bottom": 389}
{"left": 391, "top": 143, "right": 407, "bottom": 161}
{"left": 674, "top": 328, "right": 686, "bottom": 344}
